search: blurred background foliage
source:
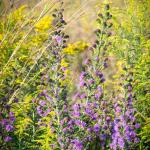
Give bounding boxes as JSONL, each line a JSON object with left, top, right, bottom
{"left": 0, "top": 0, "right": 125, "bottom": 42}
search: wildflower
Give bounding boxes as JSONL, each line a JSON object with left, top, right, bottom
{"left": 100, "top": 134, "right": 107, "bottom": 141}
{"left": 72, "top": 139, "right": 83, "bottom": 150}
{"left": 88, "top": 79, "right": 94, "bottom": 84}
{"left": 79, "top": 81, "right": 86, "bottom": 87}
{"left": 73, "top": 104, "right": 80, "bottom": 117}
{"left": 80, "top": 72, "right": 86, "bottom": 80}
{"left": 55, "top": 36, "right": 62, "bottom": 44}
{"left": 106, "top": 116, "right": 111, "bottom": 122}
{"left": 4, "top": 136, "right": 12, "bottom": 142}
{"left": 9, "top": 116, "right": 15, "bottom": 123}
{"left": 118, "top": 137, "right": 125, "bottom": 149}
{"left": 5, "top": 124, "right": 14, "bottom": 132}
{"left": 87, "top": 127, "right": 93, "bottom": 133}
{"left": 37, "top": 106, "right": 43, "bottom": 116}
{"left": 93, "top": 124, "right": 100, "bottom": 133}
{"left": 80, "top": 93, "right": 87, "bottom": 99}
{"left": 135, "top": 123, "right": 140, "bottom": 129}
{"left": 35, "top": 16, "right": 53, "bottom": 32}
{"left": 39, "top": 100, "right": 46, "bottom": 106}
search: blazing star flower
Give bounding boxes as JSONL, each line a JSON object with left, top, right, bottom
{"left": 103, "top": 61, "right": 108, "bottom": 68}
{"left": 5, "top": 124, "right": 14, "bottom": 132}
{"left": 1, "top": 119, "right": 7, "bottom": 125}
{"left": 39, "top": 100, "right": 46, "bottom": 106}
{"left": 88, "top": 79, "right": 94, "bottom": 84}
{"left": 134, "top": 137, "right": 140, "bottom": 143}
{"left": 37, "top": 106, "right": 43, "bottom": 116}
{"left": 95, "top": 71, "right": 103, "bottom": 78}
{"left": 9, "top": 116, "right": 15, "bottom": 123}
{"left": 62, "top": 127, "right": 67, "bottom": 133}
{"left": 87, "top": 127, "right": 93, "bottom": 133}
{"left": 100, "top": 134, "right": 107, "bottom": 141}
{"left": 93, "top": 123, "right": 100, "bottom": 133}
{"left": 4, "top": 104, "right": 11, "bottom": 110}
{"left": 73, "top": 104, "right": 81, "bottom": 117}
{"left": 80, "top": 93, "right": 87, "bottom": 99}
{"left": 14, "top": 98, "right": 19, "bottom": 103}
{"left": 128, "top": 85, "right": 132, "bottom": 92}
{"left": 118, "top": 137, "right": 125, "bottom": 149}
{"left": 95, "top": 86, "right": 103, "bottom": 100}
{"left": 79, "top": 72, "right": 86, "bottom": 80}
{"left": 79, "top": 80, "right": 86, "bottom": 87}
{"left": 106, "top": 116, "right": 111, "bottom": 122}
{"left": 92, "top": 113, "right": 99, "bottom": 120}
{"left": 45, "top": 94, "right": 52, "bottom": 102}
{"left": 85, "top": 107, "right": 94, "bottom": 116}
{"left": 56, "top": 36, "right": 62, "bottom": 44}
{"left": 9, "top": 112, "right": 14, "bottom": 116}
{"left": 135, "top": 123, "right": 140, "bottom": 129}
{"left": 72, "top": 139, "right": 83, "bottom": 150}
{"left": 43, "top": 108, "right": 51, "bottom": 117}
{"left": 4, "top": 136, "right": 12, "bottom": 142}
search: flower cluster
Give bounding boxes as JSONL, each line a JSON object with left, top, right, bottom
{"left": 63, "top": 41, "right": 89, "bottom": 55}
{"left": 110, "top": 64, "right": 140, "bottom": 150}
{"left": 0, "top": 99, "right": 17, "bottom": 143}
{"left": 56, "top": 3, "right": 114, "bottom": 149}
{"left": 34, "top": 15, "right": 53, "bottom": 32}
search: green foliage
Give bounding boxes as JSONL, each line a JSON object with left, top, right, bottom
{"left": 110, "top": 0, "right": 150, "bottom": 149}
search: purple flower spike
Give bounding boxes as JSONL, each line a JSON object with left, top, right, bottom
{"left": 39, "top": 100, "right": 46, "bottom": 106}
{"left": 87, "top": 127, "right": 92, "bottom": 133}
{"left": 93, "top": 123, "right": 100, "bottom": 133}
{"left": 100, "top": 77, "right": 105, "bottom": 83}
{"left": 116, "top": 106, "right": 122, "bottom": 113}
{"left": 79, "top": 81, "right": 86, "bottom": 87}
{"left": 135, "top": 123, "right": 140, "bottom": 129}
{"left": 100, "top": 134, "right": 107, "bottom": 141}
{"left": 88, "top": 79, "right": 94, "bottom": 84}
{"left": 80, "top": 72, "right": 86, "bottom": 80}
{"left": 9, "top": 112, "right": 14, "bottom": 116}
{"left": 134, "top": 137, "right": 140, "bottom": 143}
{"left": 95, "top": 71, "right": 103, "bottom": 78}
{"left": 45, "top": 95, "right": 52, "bottom": 102}
{"left": 1, "top": 119, "right": 7, "bottom": 125}
{"left": 10, "top": 116, "right": 15, "bottom": 123}
{"left": 61, "top": 67, "right": 66, "bottom": 71}
{"left": 128, "top": 85, "right": 132, "bottom": 92}
{"left": 73, "top": 104, "right": 81, "bottom": 117}
{"left": 95, "top": 90, "right": 102, "bottom": 100}
{"left": 37, "top": 106, "right": 43, "bottom": 116}
{"left": 92, "top": 113, "right": 99, "bottom": 120}
{"left": 118, "top": 137, "right": 125, "bottom": 149}
{"left": 4, "top": 136, "right": 12, "bottom": 142}
{"left": 106, "top": 116, "right": 111, "bottom": 122}
{"left": 5, "top": 124, "right": 14, "bottom": 132}
{"left": 4, "top": 104, "right": 11, "bottom": 110}
{"left": 80, "top": 93, "right": 87, "bottom": 99}
{"left": 14, "top": 98, "right": 19, "bottom": 103}
{"left": 72, "top": 139, "right": 83, "bottom": 150}
{"left": 104, "top": 62, "right": 108, "bottom": 68}
{"left": 56, "top": 36, "right": 62, "bottom": 44}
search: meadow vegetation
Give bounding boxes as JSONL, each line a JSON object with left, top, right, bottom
{"left": 0, "top": 0, "right": 149, "bottom": 149}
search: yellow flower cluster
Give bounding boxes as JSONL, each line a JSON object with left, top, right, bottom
{"left": 60, "top": 41, "right": 90, "bottom": 86}
{"left": 63, "top": 41, "right": 90, "bottom": 55}
{"left": 9, "top": 5, "right": 27, "bottom": 22}
{"left": 0, "top": 34, "right": 3, "bottom": 41}
{"left": 61, "top": 58, "right": 69, "bottom": 68}
{"left": 34, "top": 16, "right": 53, "bottom": 32}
